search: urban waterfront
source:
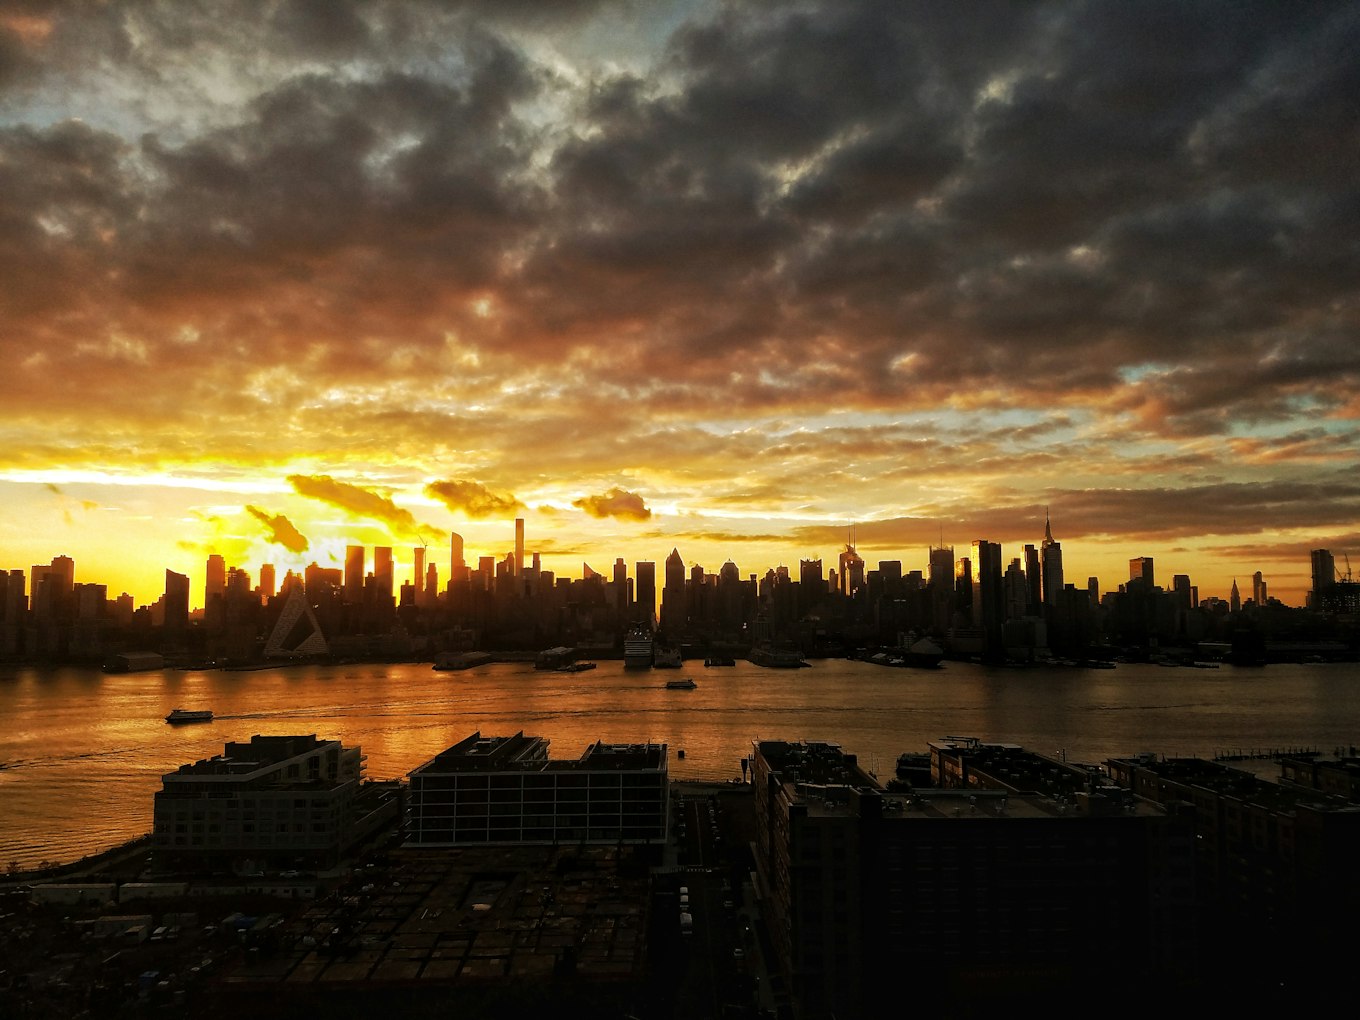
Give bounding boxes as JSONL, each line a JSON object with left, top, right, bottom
{"left": 2, "top": 657, "right": 1358, "bottom": 870}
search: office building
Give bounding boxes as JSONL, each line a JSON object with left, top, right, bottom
{"left": 153, "top": 734, "right": 397, "bottom": 871}
{"left": 204, "top": 554, "right": 226, "bottom": 611}
{"left": 971, "top": 539, "right": 1004, "bottom": 656}
{"left": 406, "top": 731, "right": 668, "bottom": 847}
{"left": 635, "top": 560, "right": 656, "bottom": 625}
{"left": 450, "top": 531, "right": 466, "bottom": 584}
{"left": 838, "top": 531, "right": 865, "bottom": 597}
{"left": 344, "top": 545, "right": 365, "bottom": 604}
{"left": 1129, "top": 556, "right": 1155, "bottom": 590}
{"left": 373, "top": 547, "right": 394, "bottom": 603}
{"left": 1040, "top": 510, "right": 1063, "bottom": 609}
{"left": 515, "top": 518, "right": 524, "bottom": 577}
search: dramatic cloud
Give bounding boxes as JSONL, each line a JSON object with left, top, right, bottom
{"left": 1, "top": 1, "right": 1357, "bottom": 605}
{"left": 244, "top": 504, "right": 309, "bottom": 554}
{"left": 573, "top": 488, "right": 652, "bottom": 521}
{"left": 425, "top": 479, "right": 525, "bottom": 519}
{"left": 288, "top": 474, "right": 437, "bottom": 542}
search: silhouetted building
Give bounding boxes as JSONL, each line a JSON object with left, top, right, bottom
{"left": 344, "top": 545, "right": 365, "bottom": 604}
{"left": 406, "top": 731, "right": 668, "bottom": 847}
{"left": 153, "top": 734, "right": 396, "bottom": 872}
{"left": 751, "top": 738, "right": 1193, "bottom": 1017}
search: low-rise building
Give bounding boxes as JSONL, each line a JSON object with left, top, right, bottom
{"left": 406, "top": 731, "right": 668, "bottom": 847}
{"left": 153, "top": 734, "right": 396, "bottom": 873}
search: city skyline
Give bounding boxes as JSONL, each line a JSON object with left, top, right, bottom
{"left": 2, "top": 3, "right": 1358, "bottom": 608}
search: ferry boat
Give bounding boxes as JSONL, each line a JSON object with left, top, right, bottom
{"left": 665, "top": 677, "right": 698, "bottom": 690}
{"left": 165, "top": 708, "right": 213, "bottom": 725}
{"left": 704, "top": 654, "right": 736, "bottom": 667}
{"left": 623, "top": 627, "right": 655, "bottom": 669}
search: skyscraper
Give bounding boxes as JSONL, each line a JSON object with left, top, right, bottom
{"left": 514, "top": 518, "right": 525, "bottom": 577}
{"left": 259, "top": 563, "right": 276, "bottom": 601}
{"left": 972, "top": 540, "right": 1004, "bottom": 657}
{"left": 838, "top": 529, "right": 865, "bottom": 597}
{"left": 450, "top": 532, "right": 466, "bottom": 583}
{"left": 1129, "top": 557, "right": 1155, "bottom": 590}
{"left": 413, "top": 546, "right": 426, "bottom": 596}
{"left": 635, "top": 561, "right": 656, "bottom": 625}
{"left": 1024, "top": 544, "right": 1042, "bottom": 615}
{"left": 1040, "top": 510, "right": 1063, "bottom": 610}
{"left": 1252, "top": 571, "right": 1266, "bottom": 606}
{"left": 345, "top": 545, "right": 365, "bottom": 604}
{"left": 205, "top": 553, "right": 226, "bottom": 610}
{"left": 1310, "top": 549, "right": 1334, "bottom": 608}
{"left": 374, "top": 547, "right": 394, "bottom": 603}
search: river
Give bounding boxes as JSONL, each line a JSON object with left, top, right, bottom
{"left": 1, "top": 657, "right": 1357, "bottom": 869}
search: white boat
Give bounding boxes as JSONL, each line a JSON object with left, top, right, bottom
{"left": 624, "top": 627, "right": 655, "bottom": 669}
{"left": 165, "top": 708, "right": 213, "bottom": 725}
{"left": 665, "top": 677, "right": 697, "bottom": 690}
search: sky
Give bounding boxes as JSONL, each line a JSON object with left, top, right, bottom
{"left": 1, "top": 0, "right": 1358, "bottom": 609}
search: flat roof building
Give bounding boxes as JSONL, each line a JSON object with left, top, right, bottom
{"left": 751, "top": 738, "right": 1195, "bottom": 1017}
{"left": 153, "top": 734, "right": 396, "bottom": 873}
{"left": 407, "top": 731, "right": 668, "bottom": 847}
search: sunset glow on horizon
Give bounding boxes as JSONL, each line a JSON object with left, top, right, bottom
{"left": 3, "top": 1, "right": 1358, "bottom": 607}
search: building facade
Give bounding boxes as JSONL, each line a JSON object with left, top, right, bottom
{"left": 152, "top": 734, "right": 391, "bottom": 872}
{"left": 406, "top": 731, "right": 668, "bottom": 847}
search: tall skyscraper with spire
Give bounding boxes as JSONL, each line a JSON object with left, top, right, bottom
{"left": 1040, "top": 508, "right": 1063, "bottom": 610}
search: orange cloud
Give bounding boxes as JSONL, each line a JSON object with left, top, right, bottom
{"left": 287, "top": 474, "right": 438, "bottom": 542}
{"left": 573, "top": 488, "right": 652, "bottom": 521}
{"left": 425, "top": 479, "right": 524, "bottom": 519}
{"left": 245, "top": 504, "right": 309, "bottom": 553}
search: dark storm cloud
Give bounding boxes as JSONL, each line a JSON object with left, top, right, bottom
{"left": 1, "top": 0, "right": 1357, "bottom": 502}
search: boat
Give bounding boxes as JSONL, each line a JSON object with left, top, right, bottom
{"left": 747, "top": 646, "right": 809, "bottom": 668}
{"left": 555, "top": 661, "right": 597, "bottom": 673}
{"left": 434, "top": 651, "right": 493, "bottom": 671}
{"left": 623, "top": 627, "right": 655, "bottom": 669}
{"left": 165, "top": 708, "right": 213, "bottom": 725}
{"left": 665, "top": 677, "right": 698, "bottom": 690}
{"left": 899, "top": 636, "right": 945, "bottom": 669}
{"left": 654, "top": 645, "right": 683, "bottom": 668}
{"left": 704, "top": 655, "right": 735, "bottom": 667}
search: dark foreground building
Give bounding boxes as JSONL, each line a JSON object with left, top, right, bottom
{"left": 153, "top": 734, "right": 399, "bottom": 873}
{"left": 751, "top": 738, "right": 1196, "bottom": 1018}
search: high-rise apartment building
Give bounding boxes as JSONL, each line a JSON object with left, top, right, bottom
{"left": 413, "top": 546, "right": 425, "bottom": 596}
{"left": 514, "top": 518, "right": 524, "bottom": 577}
